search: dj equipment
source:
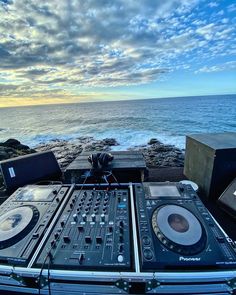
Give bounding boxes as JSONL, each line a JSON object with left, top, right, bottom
{"left": 0, "top": 183, "right": 236, "bottom": 294}
{"left": 34, "top": 185, "right": 132, "bottom": 270}
{"left": 184, "top": 132, "right": 236, "bottom": 200}
{"left": 218, "top": 177, "right": 236, "bottom": 218}
{"left": 0, "top": 151, "right": 62, "bottom": 194}
{"left": 88, "top": 152, "right": 114, "bottom": 170}
{"left": 0, "top": 184, "right": 69, "bottom": 266}
{"left": 134, "top": 182, "right": 236, "bottom": 271}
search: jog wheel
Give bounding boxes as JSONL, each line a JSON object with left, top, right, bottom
{"left": 152, "top": 204, "right": 207, "bottom": 255}
{"left": 0, "top": 206, "right": 40, "bottom": 249}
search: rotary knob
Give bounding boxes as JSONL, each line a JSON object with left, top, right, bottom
{"left": 142, "top": 236, "right": 151, "bottom": 245}
{"left": 96, "top": 236, "right": 102, "bottom": 244}
{"left": 117, "top": 255, "right": 124, "bottom": 263}
{"left": 73, "top": 214, "right": 78, "bottom": 222}
{"left": 101, "top": 214, "right": 105, "bottom": 222}
{"left": 85, "top": 236, "right": 92, "bottom": 243}
{"left": 91, "top": 214, "right": 96, "bottom": 222}
{"left": 82, "top": 214, "right": 87, "bottom": 221}
{"left": 143, "top": 249, "right": 153, "bottom": 260}
{"left": 63, "top": 236, "right": 71, "bottom": 243}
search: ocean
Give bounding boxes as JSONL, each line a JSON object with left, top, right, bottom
{"left": 0, "top": 94, "right": 235, "bottom": 150}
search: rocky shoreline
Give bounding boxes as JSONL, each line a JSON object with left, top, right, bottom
{"left": 0, "top": 137, "right": 185, "bottom": 171}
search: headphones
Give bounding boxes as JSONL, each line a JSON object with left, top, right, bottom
{"left": 88, "top": 152, "right": 114, "bottom": 170}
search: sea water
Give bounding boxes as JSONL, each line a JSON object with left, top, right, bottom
{"left": 0, "top": 94, "right": 235, "bottom": 150}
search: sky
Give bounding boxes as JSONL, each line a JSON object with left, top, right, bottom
{"left": 0, "top": 0, "right": 236, "bottom": 107}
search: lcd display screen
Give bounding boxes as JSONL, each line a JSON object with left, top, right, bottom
{"left": 149, "top": 185, "right": 181, "bottom": 198}
{"left": 15, "top": 187, "right": 55, "bottom": 202}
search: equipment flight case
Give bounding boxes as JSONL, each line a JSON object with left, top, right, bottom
{"left": 0, "top": 182, "right": 236, "bottom": 294}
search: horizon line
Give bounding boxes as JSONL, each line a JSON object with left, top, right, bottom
{"left": 0, "top": 93, "right": 235, "bottom": 109}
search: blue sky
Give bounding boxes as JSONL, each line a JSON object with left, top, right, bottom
{"left": 0, "top": 0, "right": 235, "bottom": 107}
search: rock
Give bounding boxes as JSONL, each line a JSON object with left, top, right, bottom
{"left": 0, "top": 139, "right": 36, "bottom": 161}
{"left": 1, "top": 138, "right": 21, "bottom": 147}
{"left": 148, "top": 138, "right": 161, "bottom": 145}
{"left": 35, "top": 136, "right": 120, "bottom": 170}
{"left": 101, "top": 138, "right": 119, "bottom": 146}
{"left": 0, "top": 136, "right": 185, "bottom": 172}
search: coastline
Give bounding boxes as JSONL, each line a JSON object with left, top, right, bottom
{"left": 0, "top": 137, "right": 184, "bottom": 171}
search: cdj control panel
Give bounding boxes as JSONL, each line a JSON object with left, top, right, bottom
{"left": 134, "top": 182, "right": 236, "bottom": 271}
{"left": 35, "top": 186, "right": 132, "bottom": 270}
{"left": 0, "top": 185, "right": 69, "bottom": 266}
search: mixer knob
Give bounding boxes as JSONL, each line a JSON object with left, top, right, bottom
{"left": 32, "top": 232, "right": 39, "bottom": 239}
{"left": 72, "top": 198, "right": 76, "bottom": 203}
{"left": 53, "top": 190, "right": 58, "bottom": 195}
{"left": 83, "top": 191, "right": 87, "bottom": 197}
{"left": 56, "top": 197, "right": 60, "bottom": 202}
{"left": 63, "top": 236, "right": 71, "bottom": 243}
{"left": 108, "top": 226, "right": 113, "bottom": 232}
{"left": 54, "top": 232, "right": 59, "bottom": 239}
{"left": 73, "top": 214, "right": 78, "bottom": 222}
{"left": 119, "top": 245, "right": 124, "bottom": 252}
{"left": 78, "top": 225, "right": 84, "bottom": 232}
{"left": 78, "top": 253, "right": 84, "bottom": 264}
{"left": 119, "top": 235, "right": 124, "bottom": 243}
{"left": 60, "top": 221, "right": 65, "bottom": 227}
{"left": 117, "top": 255, "right": 124, "bottom": 263}
{"left": 101, "top": 214, "right": 105, "bottom": 222}
{"left": 51, "top": 240, "right": 56, "bottom": 248}
{"left": 70, "top": 203, "right": 74, "bottom": 209}
{"left": 82, "top": 214, "right": 87, "bottom": 221}
{"left": 119, "top": 227, "right": 124, "bottom": 234}
{"left": 119, "top": 221, "right": 124, "bottom": 228}
{"left": 96, "top": 236, "right": 102, "bottom": 244}
{"left": 85, "top": 236, "right": 92, "bottom": 243}
{"left": 91, "top": 214, "right": 96, "bottom": 222}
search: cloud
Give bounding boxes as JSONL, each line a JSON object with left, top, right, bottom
{"left": 208, "top": 2, "right": 219, "bottom": 8}
{"left": 195, "top": 61, "right": 236, "bottom": 73}
{"left": 0, "top": 0, "right": 235, "bottom": 103}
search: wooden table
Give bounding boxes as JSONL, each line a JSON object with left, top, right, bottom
{"left": 64, "top": 151, "right": 148, "bottom": 184}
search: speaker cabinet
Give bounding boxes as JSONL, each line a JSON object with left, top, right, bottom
{"left": 218, "top": 178, "right": 236, "bottom": 217}
{"left": 184, "top": 132, "right": 236, "bottom": 200}
{"left": 0, "top": 151, "right": 61, "bottom": 194}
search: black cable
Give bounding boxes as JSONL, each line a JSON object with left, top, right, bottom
{"left": 48, "top": 254, "right": 52, "bottom": 295}
{"left": 37, "top": 170, "right": 91, "bottom": 295}
{"left": 110, "top": 171, "right": 121, "bottom": 187}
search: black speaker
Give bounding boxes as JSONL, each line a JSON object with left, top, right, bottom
{"left": 0, "top": 151, "right": 62, "bottom": 194}
{"left": 184, "top": 132, "right": 236, "bottom": 200}
{"left": 218, "top": 178, "right": 236, "bottom": 218}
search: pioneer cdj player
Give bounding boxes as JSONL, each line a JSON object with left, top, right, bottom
{"left": 0, "top": 185, "right": 69, "bottom": 266}
{"left": 34, "top": 185, "right": 132, "bottom": 271}
{"left": 134, "top": 182, "right": 236, "bottom": 271}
